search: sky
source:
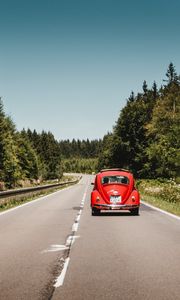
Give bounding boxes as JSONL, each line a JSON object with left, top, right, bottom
{"left": 0, "top": 0, "right": 180, "bottom": 141}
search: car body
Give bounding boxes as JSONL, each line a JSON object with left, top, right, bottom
{"left": 91, "top": 169, "right": 140, "bottom": 215}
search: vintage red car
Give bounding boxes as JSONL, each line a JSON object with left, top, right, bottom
{"left": 91, "top": 169, "right": 140, "bottom": 215}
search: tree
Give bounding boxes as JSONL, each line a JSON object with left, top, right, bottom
{"left": 143, "top": 80, "right": 148, "bottom": 95}
{"left": 146, "top": 78, "right": 180, "bottom": 178}
{"left": 16, "top": 132, "right": 39, "bottom": 180}
{"left": 164, "top": 62, "right": 179, "bottom": 84}
{"left": 152, "top": 81, "right": 158, "bottom": 100}
{"left": 0, "top": 110, "right": 21, "bottom": 188}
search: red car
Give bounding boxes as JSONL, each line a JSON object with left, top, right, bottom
{"left": 91, "top": 169, "right": 140, "bottom": 216}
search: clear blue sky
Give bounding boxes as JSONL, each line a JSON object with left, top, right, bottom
{"left": 0, "top": 0, "right": 180, "bottom": 140}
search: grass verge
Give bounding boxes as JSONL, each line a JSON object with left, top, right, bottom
{"left": 137, "top": 179, "right": 180, "bottom": 217}
{"left": 0, "top": 182, "right": 76, "bottom": 212}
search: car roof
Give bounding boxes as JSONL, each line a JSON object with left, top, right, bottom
{"left": 98, "top": 168, "right": 133, "bottom": 178}
{"left": 100, "top": 168, "right": 130, "bottom": 173}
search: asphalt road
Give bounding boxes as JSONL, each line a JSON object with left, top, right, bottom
{"left": 0, "top": 175, "right": 180, "bottom": 300}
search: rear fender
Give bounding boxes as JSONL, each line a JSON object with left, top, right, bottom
{"left": 127, "top": 189, "right": 140, "bottom": 205}
{"left": 91, "top": 190, "right": 103, "bottom": 207}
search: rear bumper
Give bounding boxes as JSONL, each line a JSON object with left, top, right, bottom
{"left": 92, "top": 203, "right": 139, "bottom": 210}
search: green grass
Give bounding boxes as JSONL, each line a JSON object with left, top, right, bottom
{"left": 137, "top": 179, "right": 180, "bottom": 216}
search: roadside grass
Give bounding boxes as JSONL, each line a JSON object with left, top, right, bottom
{"left": 0, "top": 181, "right": 77, "bottom": 213}
{"left": 137, "top": 179, "right": 180, "bottom": 216}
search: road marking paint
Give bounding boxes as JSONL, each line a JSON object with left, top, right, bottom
{"left": 53, "top": 182, "right": 89, "bottom": 288}
{"left": 78, "top": 209, "right": 82, "bottom": 215}
{"left": 54, "top": 257, "right": 70, "bottom": 287}
{"left": 66, "top": 235, "right": 80, "bottom": 247}
{"left": 75, "top": 215, "right": 81, "bottom": 222}
{"left": 141, "top": 200, "right": 180, "bottom": 220}
{"left": 72, "top": 222, "right": 79, "bottom": 232}
{"left": 42, "top": 244, "right": 69, "bottom": 253}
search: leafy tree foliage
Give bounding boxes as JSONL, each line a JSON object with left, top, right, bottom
{"left": 59, "top": 138, "right": 102, "bottom": 159}
{"left": 146, "top": 65, "right": 180, "bottom": 178}
{"left": 1, "top": 63, "right": 179, "bottom": 187}
{"left": 62, "top": 158, "right": 98, "bottom": 174}
{"left": 0, "top": 101, "right": 21, "bottom": 188}
{"left": 24, "top": 129, "right": 63, "bottom": 180}
{"left": 16, "top": 132, "right": 39, "bottom": 180}
{"left": 99, "top": 63, "right": 180, "bottom": 179}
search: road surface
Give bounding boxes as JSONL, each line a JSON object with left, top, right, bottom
{"left": 0, "top": 175, "right": 179, "bottom": 300}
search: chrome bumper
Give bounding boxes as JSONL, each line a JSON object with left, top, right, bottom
{"left": 93, "top": 203, "right": 139, "bottom": 210}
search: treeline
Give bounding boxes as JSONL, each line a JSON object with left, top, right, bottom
{"left": 59, "top": 139, "right": 102, "bottom": 173}
{"left": 98, "top": 63, "right": 180, "bottom": 180}
{"left": 62, "top": 158, "right": 98, "bottom": 174}
{"left": 59, "top": 139, "right": 102, "bottom": 158}
{"left": 0, "top": 104, "right": 63, "bottom": 189}
{"left": 0, "top": 101, "right": 102, "bottom": 189}
{"left": 1, "top": 63, "right": 179, "bottom": 188}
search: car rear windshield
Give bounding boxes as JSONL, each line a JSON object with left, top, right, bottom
{"left": 101, "top": 175, "right": 129, "bottom": 185}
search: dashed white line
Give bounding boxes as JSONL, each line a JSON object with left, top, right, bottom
{"left": 66, "top": 235, "right": 80, "bottom": 247}
{"left": 75, "top": 215, "right": 81, "bottom": 222}
{"left": 53, "top": 181, "right": 89, "bottom": 289}
{"left": 78, "top": 209, "right": 82, "bottom": 215}
{"left": 72, "top": 222, "right": 79, "bottom": 232}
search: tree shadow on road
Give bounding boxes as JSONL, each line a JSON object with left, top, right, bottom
{"left": 94, "top": 211, "right": 139, "bottom": 217}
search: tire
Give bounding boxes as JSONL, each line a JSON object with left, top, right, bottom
{"left": 92, "top": 208, "right": 101, "bottom": 216}
{"left": 130, "top": 207, "right": 139, "bottom": 216}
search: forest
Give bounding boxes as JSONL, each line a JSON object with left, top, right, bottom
{"left": 0, "top": 63, "right": 179, "bottom": 190}
{"left": 98, "top": 63, "right": 180, "bottom": 181}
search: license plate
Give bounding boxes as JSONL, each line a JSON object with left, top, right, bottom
{"left": 110, "top": 195, "right": 121, "bottom": 203}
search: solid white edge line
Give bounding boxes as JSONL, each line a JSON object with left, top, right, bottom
{"left": 141, "top": 200, "right": 180, "bottom": 220}
{"left": 0, "top": 184, "right": 75, "bottom": 217}
{"left": 54, "top": 257, "right": 70, "bottom": 288}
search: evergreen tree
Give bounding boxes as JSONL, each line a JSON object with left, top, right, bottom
{"left": 152, "top": 81, "right": 158, "bottom": 100}
{"left": 0, "top": 104, "right": 21, "bottom": 188}
{"left": 16, "top": 132, "right": 39, "bottom": 180}
{"left": 143, "top": 80, "right": 148, "bottom": 95}
{"left": 164, "top": 62, "right": 179, "bottom": 84}
{"left": 146, "top": 70, "right": 180, "bottom": 178}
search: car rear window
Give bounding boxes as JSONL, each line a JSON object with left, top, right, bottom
{"left": 101, "top": 175, "right": 129, "bottom": 185}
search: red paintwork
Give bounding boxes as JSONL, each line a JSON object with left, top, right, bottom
{"left": 91, "top": 169, "right": 140, "bottom": 213}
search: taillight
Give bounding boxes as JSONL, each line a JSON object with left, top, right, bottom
{"left": 132, "top": 196, "right": 135, "bottom": 202}
{"left": 96, "top": 196, "right": 100, "bottom": 202}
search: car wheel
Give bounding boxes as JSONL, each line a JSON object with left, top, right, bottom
{"left": 130, "top": 208, "right": 139, "bottom": 216}
{"left": 92, "top": 208, "right": 101, "bottom": 216}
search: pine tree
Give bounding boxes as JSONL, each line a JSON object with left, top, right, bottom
{"left": 165, "top": 62, "right": 179, "bottom": 84}
{"left": 143, "top": 80, "right": 148, "bottom": 95}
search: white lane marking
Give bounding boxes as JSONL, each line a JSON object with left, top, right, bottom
{"left": 75, "top": 215, "right": 81, "bottom": 222}
{"left": 0, "top": 185, "right": 75, "bottom": 217}
{"left": 66, "top": 235, "right": 80, "bottom": 247}
{"left": 53, "top": 181, "right": 89, "bottom": 288}
{"left": 54, "top": 257, "right": 70, "bottom": 287}
{"left": 42, "top": 245, "right": 69, "bottom": 253}
{"left": 141, "top": 200, "right": 180, "bottom": 220}
{"left": 72, "top": 222, "right": 79, "bottom": 232}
